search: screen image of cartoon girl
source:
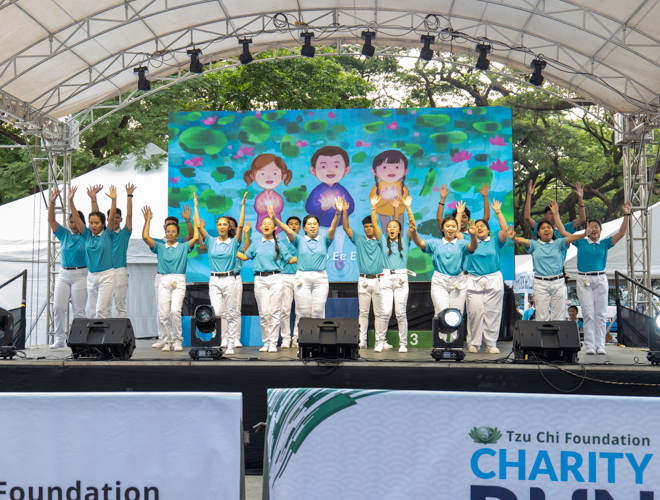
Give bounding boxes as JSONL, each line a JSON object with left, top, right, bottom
{"left": 369, "top": 150, "right": 410, "bottom": 230}
{"left": 243, "top": 154, "right": 293, "bottom": 233}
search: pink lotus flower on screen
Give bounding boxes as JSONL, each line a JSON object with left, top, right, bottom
{"left": 233, "top": 145, "right": 255, "bottom": 159}
{"left": 432, "top": 186, "right": 440, "bottom": 192}
{"left": 184, "top": 157, "right": 203, "bottom": 167}
{"left": 489, "top": 135, "right": 506, "bottom": 146}
{"left": 255, "top": 111, "right": 262, "bottom": 119}
{"left": 451, "top": 150, "right": 472, "bottom": 163}
{"left": 356, "top": 140, "right": 371, "bottom": 147}
{"left": 386, "top": 122, "right": 399, "bottom": 130}
{"left": 489, "top": 159, "right": 509, "bottom": 172}
{"left": 446, "top": 201, "right": 458, "bottom": 210}
{"left": 296, "top": 140, "right": 308, "bottom": 148}
{"left": 328, "top": 112, "right": 336, "bottom": 118}
{"left": 414, "top": 132, "right": 419, "bottom": 137}
{"left": 202, "top": 116, "right": 218, "bottom": 125}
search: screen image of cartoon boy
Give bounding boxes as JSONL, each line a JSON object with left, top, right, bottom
{"left": 369, "top": 150, "right": 410, "bottom": 230}
{"left": 244, "top": 153, "right": 293, "bottom": 234}
{"left": 305, "top": 146, "right": 354, "bottom": 268}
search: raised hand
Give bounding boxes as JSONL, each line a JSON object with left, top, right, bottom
{"left": 50, "top": 189, "right": 61, "bottom": 204}
{"left": 86, "top": 184, "right": 102, "bottom": 199}
{"left": 479, "top": 183, "right": 491, "bottom": 197}
{"left": 106, "top": 185, "right": 117, "bottom": 200}
{"left": 439, "top": 184, "right": 449, "bottom": 200}
{"left": 549, "top": 200, "right": 560, "bottom": 214}
{"left": 408, "top": 219, "right": 417, "bottom": 232}
{"left": 334, "top": 197, "right": 344, "bottom": 212}
{"left": 244, "top": 221, "right": 252, "bottom": 233}
{"left": 125, "top": 183, "right": 136, "bottom": 195}
{"left": 193, "top": 193, "right": 199, "bottom": 206}
{"left": 527, "top": 180, "right": 535, "bottom": 197}
{"left": 456, "top": 200, "right": 466, "bottom": 215}
{"left": 342, "top": 199, "right": 350, "bottom": 212}
{"left": 68, "top": 186, "right": 78, "bottom": 201}
{"left": 241, "top": 192, "right": 247, "bottom": 207}
{"left": 622, "top": 200, "right": 632, "bottom": 214}
{"left": 180, "top": 203, "right": 192, "bottom": 221}
{"left": 267, "top": 204, "right": 276, "bottom": 220}
{"left": 491, "top": 199, "right": 502, "bottom": 214}
{"left": 507, "top": 225, "right": 516, "bottom": 240}
{"left": 390, "top": 196, "right": 400, "bottom": 209}
{"left": 370, "top": 195, "right": 381, "bottom": 207}
{"left": 402, "top": 196, "right": 413, "bottom": 208}
{"left": 467, "top": 220, "right": 477, "bottom": 235}
{"left": 574, "top": 181, "right": 584, "bottom": 200}
{"left": 141, "top": 206, "right": 152, "bottom": 220}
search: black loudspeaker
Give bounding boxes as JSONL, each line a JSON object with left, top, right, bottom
{"left": 0, "top": 308, "right": 14, "bottom": 346}
{"left": 513, "top": 321, "right": 581, "bottom": 363}
{"left": 68, "top": 318, "right": 136, "bottom": 360}
{"left": 298, "top": 318, "right": 359, "bottom": 360}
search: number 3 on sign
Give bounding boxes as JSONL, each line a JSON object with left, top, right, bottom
{"left": 409, "top": 333, "right": 418, "bottom": 346}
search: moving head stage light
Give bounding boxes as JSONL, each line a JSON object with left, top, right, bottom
{"left": 431, "top": 308, "right": 465, "bottom": 361}
{"left": 189, "top": 304, "right": 222, "bottom": 360}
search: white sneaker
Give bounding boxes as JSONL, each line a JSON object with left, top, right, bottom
{"left": 399, "top": 346, "right": 408, "bottom": 353}
{"left": 281, "top": 339, "right": 291, "bottom": 349}
{"left": 596, "top": 347, "right": 606, "bottom": 355}
{"left": 586, "top": 347, "right": 596, "bottom": 355}
{"left": 234, "top": 340, "right": 243, "bottom": 348}
{"left": 485, "top": 345, "right": 500, "bottom": 354}
{"left": 383, "top": 342, "right": 393, "bottom": 350}
{"left": 292, "top": 339, "right": 299, "bottom": 349}
{"left": 225, "top": 346, "right": 234, "bottom": 355}
{"left": 468, "top": 345, "right": 479, "bottom": 353}
{"left": 374, "top": 341, "right": 384, "bottom": 353}
{"left": 49, "top": 341, "right": 66, "bottom": 349}
{"left": 162, "top": 344, "right": 172, "bottom": 352}
{"left": 259, "top": 345, "right": 269, "bottom": 352}
{"left": 152, "top": 340, "right": 166, "bottom": 348}
{"left": 173, "top": 342, "right": 183, "bottom": 352}
{"left": 359, "top": 341, "right": 367, "bottom": 349}
{"left": 268, "top": 345, "right": 278, "bottom": 353}
{"left": 220, "top": 339, "right": 228, "bottom": 348}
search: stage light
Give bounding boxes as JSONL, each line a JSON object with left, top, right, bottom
{"left": 437, "top": 308, "right": 463, "bottom": 337}
{"left": 431, "top": 308, "right": 465, "bottom": 362}
{"left": 194, "top": 304, "right": 216, "bottom": 334}
{"left": 133, "top": 66, "right": 151, "bottom": 91}
{"left": 301, "top": 32, "right": 315, "bottom": 58}
{"left": 475, "top": 44, "right": 492, "bottom": 71}
{"left": 187, "top": 48, "right": 204, "bottom": 74}
{"left": 419, "top": 35, "right": 435, "bottom": 61}
{"left": 361, "top": 31, "right": 376, "bottom": 58}
{"left": 529, "top": 59, "right": 547, "bottom": 86}
{"left": 238, "top": 38, "right": 253, "bottom": 65}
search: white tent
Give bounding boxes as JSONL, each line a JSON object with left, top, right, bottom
{"left": 0, "top": 144, "right": 168, "bottom": 346}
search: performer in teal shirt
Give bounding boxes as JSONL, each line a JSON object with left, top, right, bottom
{"left": 278, "top": 216, "right": 300, "bottom": 349}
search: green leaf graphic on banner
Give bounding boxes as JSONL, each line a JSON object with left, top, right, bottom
{"left": 370, "top": 109, "right": 393, "bottom": 117}
{"left": 430, "top": 131, "right": 468, "bottom": 150}
{"left": 463, "top": 107, "right": 487, "bottom": 115}
{"left": 284, "top": 185, "right": 308, "bottom": 204}
{"left": 198, "top": 189, "right": 232, "bottom": 214}
{"left": 419, "top": 168, "right": 437, "bottom": 196}
{"left": 417, "top": 219, "right": 442, "bottom": 238}
{"left": 211, "top": 166, "right": 235, "bottom": 183}
{"left": 262, "top": 110, "right": 287, "bottom": 122}
{"left": 304, "top": 120, "right": 329, "bottom": 133}
{"left": 401, "top": 143, "right": 423, "bottom": 157}
{"left": 501, "top": 190, "right": 514, "bottom": 220}
{"left": 416, "top": 114, "right": 450, "bottom": 127}
{"left": 469, "top": 426, "right": 502, "bottom": 444}
{"left": 280, "top": 135, "right": 300, "bottom": 157}
{"left": 407, "top": 247, "right": 433, "bottom": 275}
{"left": 450, "top": 166, "right": 493, "bottom": 193}
{"left": 352, "top": 151, "right": 367, "bottom": 163}
{"left": 179, "top": 127, "right": 227, "bottom": 155}
{"left": 473, "top": 121, "right": 502, "bottom": 134}
{"left": 218, "top": 115, "right": 235, "bottom": 126}
{"left": 332, "top": 124, "right": 347, "bottom": 132}
{"left": 239, "top": 116, "right": 271, "bottom": 144}
{"left": 180, "top": 167, "right": 196, "bottom": 178}
{"left": 184, "top": 112, "right": 202, "bottom": 121}
{"left": 168, "top": 185, "right": 197, "bottom": 206}
{"left": 363, "top": 121, "right": 384, "bottom": 134}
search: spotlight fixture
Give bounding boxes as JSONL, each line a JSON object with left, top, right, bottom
{"left": 529, "top": 59, "right": 547, "bottom": 86}
{"left": 361, "top": 31, "right": 376, "bottom": 57}
{"left": 194, "top": 305, "right": 216, "bottom": 334}
{"left": 431, "top": 308, "right": 465, "bottom": 362}
{"left": 238, "top": 38, "right": 253, "bottom": 65}
{"left": 133, "top": 66, "right": 151, "bottom": 91}
{"left": 475, "top": 44, "right": 492, "bottom": 71}
{"left": 419, "top": 35, "right": 435, "bottom": 61}
{"left": 301, "top": 32, "right": 315, "bottom": 58}
{"left": 187, "top": 48, "right": 204, "bottom": 74}
{"left": 189, "top": 304, "right": 222, "bottom": 360}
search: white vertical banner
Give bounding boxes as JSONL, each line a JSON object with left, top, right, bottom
{"left": 267, "top": 389, "right": 658, "bottom": 499}
{"left": 0, "top": 392, "right": 243, "bottom": 499}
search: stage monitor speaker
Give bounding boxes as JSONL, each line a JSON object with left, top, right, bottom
{"left": 68, "top": 318, "right": 136, "bottom": 360}
{"left": 298, "top": 318, "right": 359, "bottom": 360}
{"left": 513, "top": 321, "right": 580, "bottom": 363}
{"left": 0, "top": 307, "right": 14, "bottom": 346}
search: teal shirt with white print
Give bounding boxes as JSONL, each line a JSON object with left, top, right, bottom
{"left": 291, "top": 233, "right": 332, "bottom": 272}
{"left": 153, "top": 240, "right": 193, "bottom": 275}
{"left": 244, "top": 237, "right": 293, "bottom": 273}
{"left": 574, "top": 236, "right": 614, "bottom": 273}
{"left": 81, "top": 227, "right": 115, "bottom": 273}
{"left": 350, "top": 232, "right": 384, "bottom": 276}
{"left": 423, "top": 237, "right": 469, "bottom": 276}
{"left": 527, "top": 238, "right": 568, "bottom": 277}
{"left": 464, "top": 236, "right": 506, "bottom": 276}
{"left": 204, "top": 234, "right": 239, "bottom": 273}
{"left": 379, "top": 233, "right": 410, "bottom": 270}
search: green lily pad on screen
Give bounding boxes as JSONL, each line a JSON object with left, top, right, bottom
{"left": 501, "top": 191, "right": 514, "bottom": 221}
{"left": 262, "top": 111, "right": 287, "bottom": 122}
{"left": 168, "top": 127, "right": 179, "bottom": 139}
{"left": 463, "top": 107, "right": 487, "bottom": 115}
{"left": 286, "top": 123, "right": 302, "bottom": 134}
{"left": 363, "top": 121, "right": 384, "bottom": 134}
{"left": 370, "top": 109, "right": 393, "bottom": 117}
{"left": 419, "top": 168, "right": 437, "bottom": 196}
{"left": 454, "top": 120, "right": 467, "bottom": 129}
{"left": 395, "top": 109, "right": 410, "bottom": 115}
{"left": 473, "top": 121, "right": 502, "bottom": 134}
{"left": 304, "top": 120, "right": 329, "bottom": 133}
{"left": 211, "top": 166, "right": 235, "bottom": 183}
{"left": 417, "top": 219, "right": 442, "bottom": 238}
{"left": 415, "top": 114, "right": 450, "bottom": 127}
{"left": 168, "top": 185, "right": 197, "bottom": 205}
{"left": 180, "top": 167, "right": 196, "bottom": 178}
{"left": 406, "top": 177, "right": 419, "bottom": 186}
{"left": 280, "top": 135, "right": 300, "bottom": 158}
{"left": 475, "top": 154, "right": 489, "bottom": 162}
{"left": 239, "top": 116, "right": 271, "bottom": 144}
{"left": 332, "top": 124, "right": 347, "bottom": 132}
{"left": 179, "top": 127, "right": 227, "bottom": 156}
{"left": 401, "top": 143, "right": 423, "bottom": 158}
{"left": 430, "top": 131, "right": 468, "bottom": 150}
{"left": 218, "top": 115, "right": 235, "bottom": 126}
{"left": 450, "top": 167, "right": 494, "bottom": 193}
{"left": 184, "top": 112, "right": 202, "bottom": 121}
{"left": 198, "top": 189, "right": 233, "bottom": 214}
{"left": 407, "top": 247, "right": 433, "bottom": 275}
{"left": 284, "top": 185, "right": 308, "bottom": 204}
{"left": 352, "top": 151, "right": 367, "bottom": 163}
{"left": 237, "top": 189, "right": 255, "bottom": 200}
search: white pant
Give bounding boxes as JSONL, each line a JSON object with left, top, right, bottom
{"left": 87, "top": 268, "right": 116, "bottom": 319}
{"left": 577, "top": 274, "right": 609, "bottom": 350}
{"left": 158, "top": 273, "right": 186, "bottom": 344}
{"left": 431, "top": 271, "right": 467, "bottom": 342}
{"left": 254, "top": 273, "right": 284, "bottom": 346}
{"left": 466, "top": 271, "right": 504, "bottom": 347}
{"left": 221, "top": 275, "right": 242, "bottom": 344}
{"left": 380, "top": 271, "right": 409, "bottom": 347}
{"left": 154, "top": 274, "right": 163, "bottom": 339}
{"left": 53, "top": 268, "right": 88, "bottom": 343}
{"left": 211, "top": 275, "right": 239, "bottom": 347}
{"left": 113, "top": 267, "right": 128, "bottom": 318}
{"left": 358, "top": 277, "right": 385, "bottom": 344}
{"left": 294, "top": 270, "right": 329, "bottom": 334}
{"left": 534, "top": 277, "right": 567, "bottom": 322}
{"left": 280, "top": 274, "right": 298, "bottom": 342}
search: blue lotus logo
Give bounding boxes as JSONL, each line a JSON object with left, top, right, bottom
{"left": 469, "top": 426, "right": 502, "bottom": 444}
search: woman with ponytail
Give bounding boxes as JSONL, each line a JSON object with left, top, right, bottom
{"left": 238, "top": 217, "right": 294, "bottom": 352}
{"left": 371, "top": 194, "right": 416, "bottom": 353}
{"left": 368, "top": 150, "right": 410, "bottom": 230}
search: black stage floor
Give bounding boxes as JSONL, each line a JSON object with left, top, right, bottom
{"left": 2, "top": 339, "right": 659, "bottom": 471}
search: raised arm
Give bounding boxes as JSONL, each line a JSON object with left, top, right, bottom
{"left": 193, "top": 194, "right": 208, "bottom": 241}
{"left": 403, "top": 195, "right": 416, "bottom": 240}
{"left": 242, "top": 221, "right": 251, "bottom": 252}
{"left": 549, "top": 200, "right": 571, "bottom": 237}
{"left": 141, "top": 206, "right": 155, "bottom": 249}
{"left": 408, "top": 217, "right": 425, "bottom": 251}
{"left": 87, "top": 184, "right": 102, "bottom": 213}
{"left": 268, "top": 205, "right": 295, "bottom": 242}
{"left": 491, "top": 199, "right": 508, "bottom": 243}
{"left": 436, "top": 184, "right": 448, "bottom": 231}
{"left": 507, "top": 225, "right": 531, "bottom": 249}
{"left": 48, "top": 189, "right": 61, "bottom": 233}
{"left": 524, "top": 180, "right": 536, "bottom": 228}
{"left": 105, "top": 185, "right": 117, "bottom": 228}
{"left": 466, "top": 220, "right": 478, "bottom": 252}
{"left": 390, "top": 197, "right": 400, "bottom": 225}
{"left": 341, "top": 200, "right": 353, "bottom": 240}
{"left": 565, "top": 231, "right": 587, "bottom": 245}
{"left": 180, "top": 203, "right": 194, "bottom": 242}
{"left": 125, "top": 183, "right": 135, "bottom": 232}
{"left": 480, "top": 183, "right": 491, "bottom": 222}
{"left": 235, "top": 192, "right": 247, "bottom": 243}
{"left": 188, "top": 215, "right": 199, "bottom": 249}
{"left": 68, "top": 187, "right": 85, "bottom": 234}
{"left": 370, "top": 194, "right": 382, "bottom": 240}
{"left": 326, "top": 198, "right": 343, "bottom": 241}
{"left": 612, "top": 201, "right": 632, "bottom": 245}
{"left": 573, "top": 182, "right": 586, "bottom": 229}
{"left": 455, "top": 201, "right": 466, "bottom": 239}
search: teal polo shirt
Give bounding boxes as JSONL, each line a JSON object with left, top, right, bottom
{"left": 112, "top": 226, "right": 132, "bottom": 269}
{"left": 204, "top": 234, "right": 239, "bottom": 273}
{"left": 379, "top": 233, "right": 410, "bottom": 270}
{"left": 350, "top": 232, "right": 384, "bottom": 276}
{"left": 153, "top": 241, "right": 193, "bottom": 275}
{"left": 291, "top": 233, "right": 332, "bottom": 272}
{"left": 55, "top": 224, "right": 87, "bottom": 268}
{"left": 527, "top": 238, "right": 568, "bottom": 277}
{"left": 423, "top": 238, "right": 468, "bottom": 276}
{"left": 464, "top": 236, "right": 506, "bottom": 276}
{"left": 532, "top": 219, "right": 577, "bottom": 239}
{"left": 574, "top": 236, "right": 614, "bottom": 273}
{"left": 81, "top": 227, "right": 115, "bottom": 273}
{"left": 244, "top": 237, "right": 294, "bottom": 272}
{"left": 279, "top": 240, "right": 298, "bottom": 275}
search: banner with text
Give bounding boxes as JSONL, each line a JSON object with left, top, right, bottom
{"left": 0, "top": 392, "right": 242, "bottom": 499}
{"left": 266, "top": 389, "right": 657, "bottom": 499}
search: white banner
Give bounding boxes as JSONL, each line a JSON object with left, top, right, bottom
{"left": 0, "top": 392, "right": 242, "bottom": 499}
{"left": 267, "top": 389, "right": 657, "bottom": 499}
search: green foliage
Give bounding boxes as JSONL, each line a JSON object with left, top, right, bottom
{"left": 284, "top": 185, "right": 308, "bottom": 204}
